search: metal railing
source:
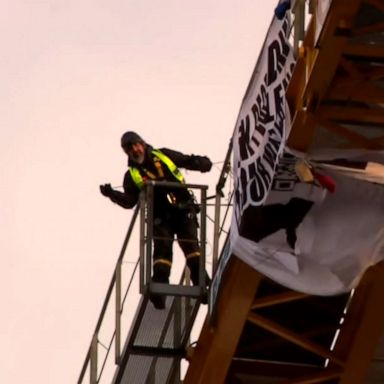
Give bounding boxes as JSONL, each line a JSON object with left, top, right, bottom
{"left": 140, "top": 181, "right": 209, "bottom": 299}
{"left": 78, "top": 205, "right": 140, "bottom": 384}
{"left": 78, "top": 181, "right": 210, "bottom": 384}
{"left": 212, "top": 139, "right": 233, "bottom": 273}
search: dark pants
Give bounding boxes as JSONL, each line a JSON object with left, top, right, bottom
{"left": 152, "top": 209, "right": 206, "bottom": 286}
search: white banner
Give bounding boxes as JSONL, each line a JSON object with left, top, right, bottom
{"left": 229, "top": 10, "right": 384, "bottom": 296}
{"left": 232, "top": 14, "right": 295, "bottom": 225}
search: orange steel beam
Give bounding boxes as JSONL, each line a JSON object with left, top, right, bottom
{"left": 365, "top": 0, "right": 384, "bottom": 13}
{"left": 338, "top": 57, "right": 364, "bottom": 79}
{"left": 183, "top": 256, "right": 262, "bottom": 384}
{"left": 237, "top": 323, "right": 341, "bottom": 356}
{"left": 332, "top": 262, "right": 384, "bottom": 384}
{"left": 344, "top": 44, "right": 384, "bottom": 59}
{"left": 319, "top": 106, "right": 384, "bottom": 125}
{"left": 328, "top": 80, "right": 384, "bottom": 104}
{"left": 327, "top": 56, "right": 384, "bottom": 104}
{"left": 353, "top": 21, "right": 384, "bottom": 36}
{"left": 281, "top": 368, "right": 342, "bottom": 384}
{"left": 315, "top": 116, "right": 383, "bottom": 149}
{"left": 288, "top": 110, "right": 318, "bottom": 151}
{"left": 229, "top": 358, "right": 322, "bottom": 378}
{"left": 366, "top": 66, "right": 384, "bottom": 80}
{"left": 301, "top": 0, "right": 362, "bottom": 108}
{"left": 247, "top": 312, "right": 345, "bottom": 366}
{"left": 251, "top": 291, "right": 309, "bottom": 309}
{"left": 287, "top": 0, "right": 363, "bottom": 152}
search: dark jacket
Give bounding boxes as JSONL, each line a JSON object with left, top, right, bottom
{"left": 108, "top": 145, "right": 211, "bottom": 215}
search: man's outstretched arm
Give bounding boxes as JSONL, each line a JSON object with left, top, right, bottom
{"left": 160, "top": 148, "right": 212, "bottom": 173}
{"left": 100, "top": 182, "right": 138, "bottom": 209}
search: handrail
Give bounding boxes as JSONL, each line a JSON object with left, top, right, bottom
{"left": 141, "top": 180, "right": 209, "bottom": 293}
{"left": 78, "top": 180, "right": 209, "bottom": 384}
{"left": 212, "top": 138, "right": 232, "bottom": 272}
{"left": 92, "top": 180, "right": 210, "bottom": 384}
{"left": 77, "top": 205, "right": 140, "bottom": 384}
{"left": 146, "top": 269, "right": 190, "bottom": 380}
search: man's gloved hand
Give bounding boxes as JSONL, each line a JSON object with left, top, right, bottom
{"left": 100, "top": 183, "right": 114, "bottom": 197}
{"left": 191, "top": 155, "right": 213, "bottom": 172}
{"left": 199, "top": 156, "right": 212, "bottom": 173}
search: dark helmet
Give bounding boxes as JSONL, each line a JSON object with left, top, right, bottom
{"left": 120, "top": 131, "right": 145, "bottom": 148}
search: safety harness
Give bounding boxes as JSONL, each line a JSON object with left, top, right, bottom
{"left": 130, "top": 150, "right": 202, "bottom": 279}
{"left": 129, "top": 149, "right": 185, "bottom": 189}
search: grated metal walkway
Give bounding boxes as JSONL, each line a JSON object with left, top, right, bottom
{"left": 112, "top": 292, "right": 201, "bottom": 384}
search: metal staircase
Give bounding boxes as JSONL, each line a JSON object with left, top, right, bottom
{"left": 112, "top": 294, "right": 199, "bottom": 383}
{"left": 78, "top": 181, "right": 219, "bottom": 384}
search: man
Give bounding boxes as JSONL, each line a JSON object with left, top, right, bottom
{"left": 100, "top": 131, "right": 212, "bottom": 309}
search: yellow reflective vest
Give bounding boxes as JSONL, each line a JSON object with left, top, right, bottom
{"left": 129, "top": 149, "right": 185, "bottom": 189}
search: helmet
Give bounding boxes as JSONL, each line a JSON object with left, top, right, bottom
{"left": 120, "top": 131, "right": 145, "bottom": 148}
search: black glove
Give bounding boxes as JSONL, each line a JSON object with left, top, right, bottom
{"left": 191, "top": 155, "right": 213, "bottom": 172}
{"left": 100, "top": 183, "right": 114, "bottom": 197}
{"left": 199, "top": 156, "right": 212, "bottom": 173}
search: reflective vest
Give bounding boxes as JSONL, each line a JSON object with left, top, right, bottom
{"left": 129, "top": 149, "right": 185, "bottom": 189}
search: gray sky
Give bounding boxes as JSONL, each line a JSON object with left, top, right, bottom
{"left": 1, "top": 1, "right": 276, "bottom": 382}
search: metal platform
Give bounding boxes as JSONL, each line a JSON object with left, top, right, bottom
{"left": 113, "top": 295, "right": 201, "bottom": 384}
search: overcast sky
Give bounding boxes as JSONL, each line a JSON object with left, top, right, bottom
{"left": 1, "top": 1, "right": 277, "bottom": 382}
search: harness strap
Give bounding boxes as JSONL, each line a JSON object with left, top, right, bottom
{"left": 129, "top": 149, "right": 184, "bottom": 189}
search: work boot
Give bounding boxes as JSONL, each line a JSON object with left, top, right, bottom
{"left": 149, "top": 262, "right": 170, "bottom": 310}
{"left": 149, "top": 293, "right": 166, "bottom": 310}
{"left": 187, "top": 258, "right": 211, "bottom": 305}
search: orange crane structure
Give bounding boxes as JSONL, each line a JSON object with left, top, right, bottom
{"left": 78, "top": 1, "right": 384, "bottom": 383}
